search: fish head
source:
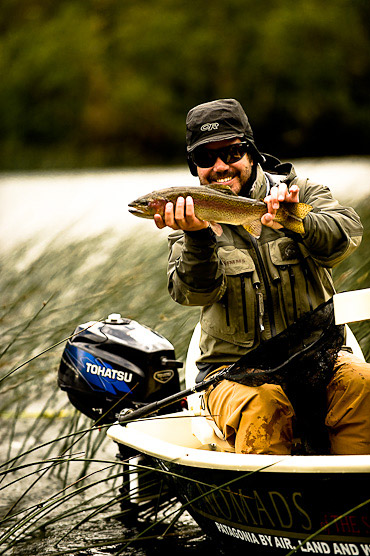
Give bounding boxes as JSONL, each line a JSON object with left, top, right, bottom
{"left": 207, "top": 182, "right": 238, "bottom": 196}
{"left": 128, "top": 193, "right": 167, "bottom": 219}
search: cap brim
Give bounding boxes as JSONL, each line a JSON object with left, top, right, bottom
{"left": 187, "top": 132, "right": 244, "bottom": 152}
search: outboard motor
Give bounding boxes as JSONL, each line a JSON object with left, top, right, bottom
{"left": 58, "top": 313, "right": 183, "bottom": 423}
{"left": 58, "top": 313, "right": 183, "bottom": 522}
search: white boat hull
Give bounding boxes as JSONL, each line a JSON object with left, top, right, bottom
{"left": 108, "top": 412, "right": 370, "bottom": 554}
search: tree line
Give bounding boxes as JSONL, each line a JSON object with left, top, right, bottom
{"left": 0, "top": 0, "right": 369, "bottom": 170}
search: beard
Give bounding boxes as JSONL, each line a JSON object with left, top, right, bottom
{"left": 199, "top": 160, "right": 256, "bottom": 197}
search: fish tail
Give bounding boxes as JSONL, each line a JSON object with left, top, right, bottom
{"left": 279, "top": 214, "right": 306, "bottom": 234}
{"left": 275, "top": 202, "right": 312, "bottom": 233}
{"left": 286, "top": 202, "right": 313, "bottom": 219}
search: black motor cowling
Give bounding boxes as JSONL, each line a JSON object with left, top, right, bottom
{"left": 58, "top": 313, "right": 183, "bottom": 423}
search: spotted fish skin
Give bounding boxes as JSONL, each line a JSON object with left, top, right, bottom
{"left": 128, "top": 184, "right": 312, "bottom": 237}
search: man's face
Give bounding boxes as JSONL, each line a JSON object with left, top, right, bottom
{"left": 196, "top": 138, "right": 254, "bottom": 195}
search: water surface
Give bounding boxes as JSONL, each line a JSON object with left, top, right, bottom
{"left": 0, "top": 159, "right": 369, "bottom": 555}
{"left": 1, "top": 157, "right": 369, "bottom": 255}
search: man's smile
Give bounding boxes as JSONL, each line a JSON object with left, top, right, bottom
{"left": 215, "top": 176, "right": 234, "bottom": 183}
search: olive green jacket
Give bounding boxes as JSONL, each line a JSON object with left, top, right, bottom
{"left": 167, "top": 163, "right": 363, "bottom": 367}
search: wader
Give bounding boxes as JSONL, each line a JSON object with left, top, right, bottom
{"left": 205, "top": 352, "right": 370, "bottom": 455}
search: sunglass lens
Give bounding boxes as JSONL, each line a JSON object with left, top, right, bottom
{"left": 192, "top": 149, "right": 215, "bottom": 168}
{"left": 225, "top": 144, "right": 247, "bottom": 164}
{"left": 192, "top": 143, "right": 247, "bottom": 168}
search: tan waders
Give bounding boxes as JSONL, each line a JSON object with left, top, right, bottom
{"left": 205, "top": 351, "right": 370, "bottom": 455}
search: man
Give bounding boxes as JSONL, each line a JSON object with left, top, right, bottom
{"left": 154, "top": 98, "right": 370, "bottom": 455}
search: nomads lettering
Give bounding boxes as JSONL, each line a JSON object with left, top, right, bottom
{"left": 192, "top": 484, "right": 312, "bottom": 533}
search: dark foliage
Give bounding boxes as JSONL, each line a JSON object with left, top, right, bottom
{"left": 0, "top": 0, "right": 369, "bottom": 170}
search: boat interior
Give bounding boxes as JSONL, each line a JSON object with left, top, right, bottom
{"left": 107, "top": 290, "right": 370, "bottom": 473}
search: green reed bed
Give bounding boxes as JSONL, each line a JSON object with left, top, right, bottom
{"left": 0, "top": 199, "right": 369, "bottom": 554}
{"left": 0, "top": 226, "right": 201, "bottom": 554}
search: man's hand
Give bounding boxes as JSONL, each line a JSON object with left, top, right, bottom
{"left": 262, "top": 183, "right": 299, "bottom": 230}
{"left": 154, "top": 196, "right": 209, "bottom": 231}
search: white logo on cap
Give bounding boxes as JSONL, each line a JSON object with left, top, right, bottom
{"left": 200, "top": 122, "right": 219, "bottom": 132}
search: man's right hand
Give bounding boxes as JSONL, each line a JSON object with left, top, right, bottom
{"left": 154, "top": 196, "right": 209, "bottom": 232}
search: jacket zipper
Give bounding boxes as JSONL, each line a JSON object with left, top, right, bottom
{"left": 241, "top": 276, "right": 265, "bottom": 334}
{"left": 250, "top": 236, "right": 276, "bottom": 336}
{"left": 288, "top": 266, "right": 298, "bottom": 321}
{"left": 224, "top": 293, "right": 230, "bottom": 327}
{"left": 240, "top": 275, "right": 249, "bottom": 333}
{"left": 302, "top": 263, "right": 313, "bottom": 311}
{"left": 255, "top": 283, "right": 265, "bottom": 332}
{"left": 292, "top": 237, "right": 314, "bottom": 312}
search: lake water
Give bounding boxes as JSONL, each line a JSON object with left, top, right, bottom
{"left": 1, "top": 157, "right": 369, "bottom": 256}
{"left": 0, "top": 158, "right": 369, "bottom": 555}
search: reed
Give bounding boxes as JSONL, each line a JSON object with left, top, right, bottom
{"left": 0, "top": 198, "right": 368, "bottom": 554}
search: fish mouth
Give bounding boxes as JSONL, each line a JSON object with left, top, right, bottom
{"left": 128, "top": 200, "right": 142, "bottom": 212}
{"left": 128, "top": 206, "right": 152, "bottom": 219}
{"left": 128, "top": 206, "right": 140, "bottom": 213}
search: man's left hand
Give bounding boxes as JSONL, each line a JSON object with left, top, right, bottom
{"left": 262, "top": 183, "right": 299, "bottom": 230}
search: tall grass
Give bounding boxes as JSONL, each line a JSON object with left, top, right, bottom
{"left": 0, "top": 226, "right": 201, "bottom": 555}
{"left": 0, "top": 198, "right": 369, "bottom": 554}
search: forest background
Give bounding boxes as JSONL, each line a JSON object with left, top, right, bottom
{"left": 1, "top": 0, "right": 369, "bottom": 171}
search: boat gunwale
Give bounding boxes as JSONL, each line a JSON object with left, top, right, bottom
{"left": 107, "top": 414, "right": 370, "bottom": 474}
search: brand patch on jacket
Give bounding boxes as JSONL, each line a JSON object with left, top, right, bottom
{"left": 279, "top": 243, "right": 300, "bottom": 261}
{"left": 224, "top": 258, "right": 246, "bottom": 266}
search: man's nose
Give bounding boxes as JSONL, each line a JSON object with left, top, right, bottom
{"left": 213, "top": 157, "right": 229, "bottom": 172}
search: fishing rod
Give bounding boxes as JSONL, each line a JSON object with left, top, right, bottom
{"left": 118, "top": 299, "right": 344, "bottom": 426}
{"left": 118, "top": 367, "right": 228, "bottom": 425}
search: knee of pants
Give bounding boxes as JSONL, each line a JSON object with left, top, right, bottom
{"left": 236, "top": 385, "right": 295, "bottom": 455}
{"left": 206, "top": 380, "right": 295, "bottom": 452}
{"left": 240, "top": 384, "right": 295, "bottom": 422}
{"left": 206, "top": 381, "right": 293, "bottom": 422}
{"left": 326, "top": 353, "right": 370, "bottom": 429}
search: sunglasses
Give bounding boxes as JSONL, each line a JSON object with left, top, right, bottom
{"left": 191, "top": 141, "right": 250, "bottom": 168}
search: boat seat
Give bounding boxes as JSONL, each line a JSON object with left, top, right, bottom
{"left": 185, "top": 323, "right": 234, "bottom": 452}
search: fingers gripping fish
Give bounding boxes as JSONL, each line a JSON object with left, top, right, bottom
{"left": 128, "top": 183, "right": 312, "bottom": 238}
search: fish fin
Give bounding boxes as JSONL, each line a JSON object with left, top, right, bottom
{"left": 243, "top": 218, "right": 262, "bottom": 238}
{"left": 285, "top": 202, "right": 313, "bottom": 219}
{"left": 278, "top": 215, "right": 306, "bottom": 234}
{"left": 207, "top": 183, "right": 238, "bottom": 196}
{"left": 275, "top": 202, "right": 312, "bottom": 233}
{"left": 209, "top": 222, "right": 223, "bottom": 236}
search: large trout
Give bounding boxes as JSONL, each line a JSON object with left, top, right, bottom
{"left": 128, "top": 183, "right": 312, "bottom": 237}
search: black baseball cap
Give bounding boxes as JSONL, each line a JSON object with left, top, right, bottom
{"left": 186, "top": 98, "right": 264, "bottom": 163}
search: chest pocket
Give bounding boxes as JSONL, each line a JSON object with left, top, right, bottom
{"left": 200, "top": 247, "right": 258, "bottom": 347}
{"left": 267, "top": 237, "right": 311, "bottom": 325}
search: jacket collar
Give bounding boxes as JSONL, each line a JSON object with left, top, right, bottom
{"left": 262, "top": 153, "right": 297, "bottom": 183}
{"left": 249, "top": 164, "right": 269, "bottom": 200}
{"left": 249, "top": 155, "right": 298, "bottom": 200}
